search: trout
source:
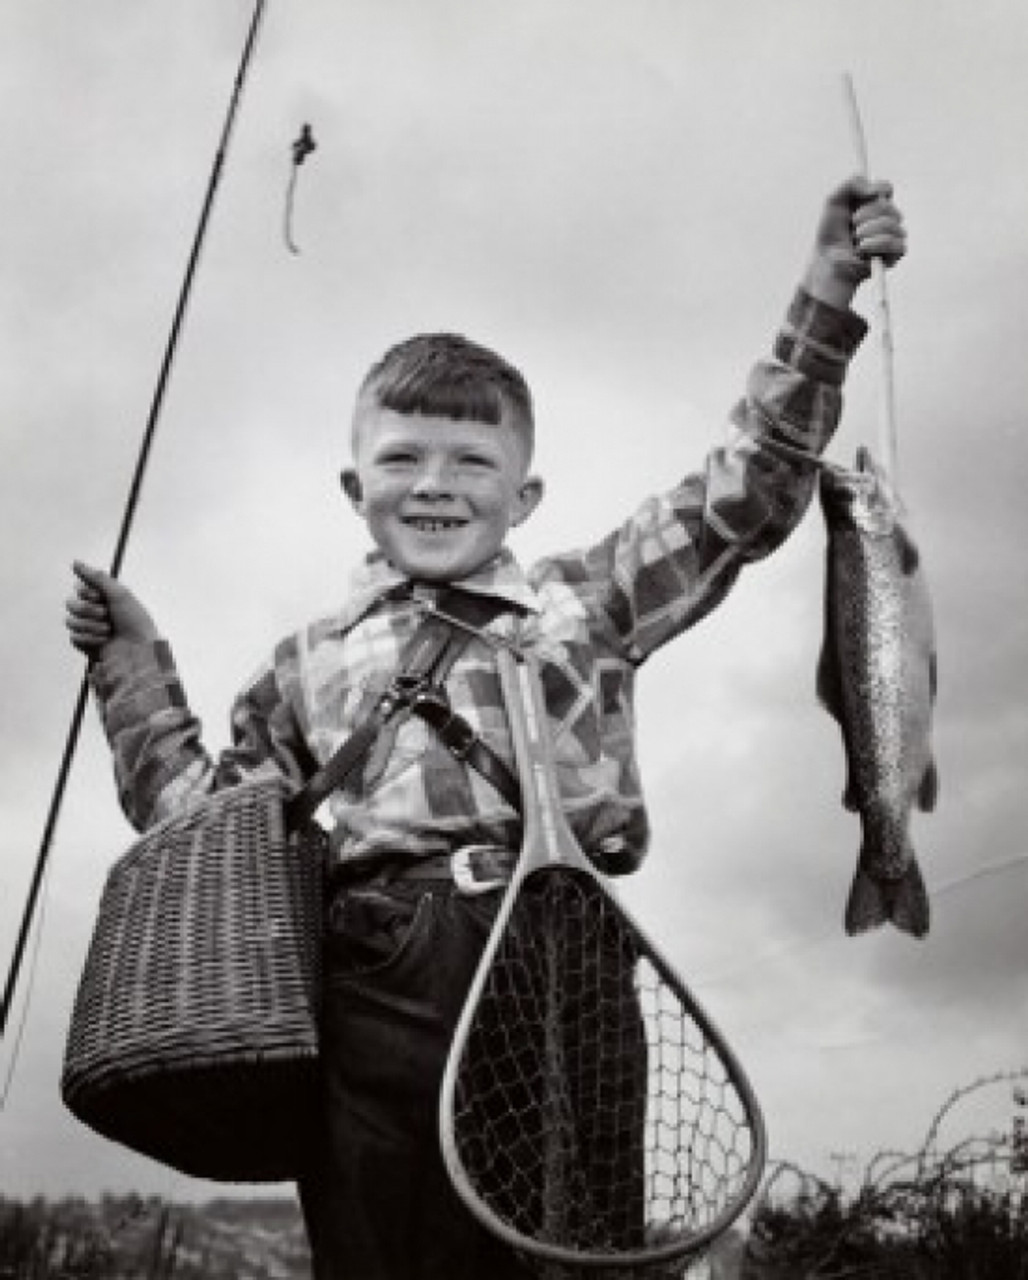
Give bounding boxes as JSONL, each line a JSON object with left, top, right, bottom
{"left": 817, "top": 446, "right": 937, "bottom": 938}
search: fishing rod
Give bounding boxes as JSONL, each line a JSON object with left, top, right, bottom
{"left": 842, "top": 72, "right": 898, "bottom": 488}
{"left": 1, "top": 0, "right": 269, "bottom": 1042}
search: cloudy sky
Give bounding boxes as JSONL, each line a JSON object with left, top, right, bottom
{"left": 1, "top": 0, "right": 1026, "bottom": 1204}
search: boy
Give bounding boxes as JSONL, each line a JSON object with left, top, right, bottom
{"left": 67, "top": 176, "right": 906, "bottom": 1279}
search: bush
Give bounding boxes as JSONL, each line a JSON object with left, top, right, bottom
{"left": 741, "top": 1069, "right": 1028, "bottom": 1279}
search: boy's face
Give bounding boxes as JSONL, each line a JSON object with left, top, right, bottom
{"left": 342, "top": 406, "right": 543, "bottom": 583}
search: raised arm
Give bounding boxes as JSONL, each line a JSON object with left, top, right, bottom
{"left": 556, "top": 177, "right": 906, "bottom": 663}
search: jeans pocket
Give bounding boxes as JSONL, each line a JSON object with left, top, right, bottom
{"left": 325, "top": 888, "right": 433, "bottom": 986}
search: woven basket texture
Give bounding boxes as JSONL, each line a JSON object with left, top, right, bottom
{"left": 61, "top": 776, "right": 324, "bottom": 1182}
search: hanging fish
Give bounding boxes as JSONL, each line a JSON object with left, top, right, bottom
{"left": 817, "top": 446, "right": 938, "bottom": 938}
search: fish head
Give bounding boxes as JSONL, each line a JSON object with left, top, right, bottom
{"left": 819, "top": 446, "right": 899, "bottom": 537}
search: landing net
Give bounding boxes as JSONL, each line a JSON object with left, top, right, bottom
{"left": 446, "top": 869, "right": 765, "bottom": 1275}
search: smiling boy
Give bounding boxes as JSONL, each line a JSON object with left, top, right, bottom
{"left": 67, "top": 176, "right": 905, "bottom": 1279}
{"left": 341, "top": 338, "right": 543, "bottom": 585}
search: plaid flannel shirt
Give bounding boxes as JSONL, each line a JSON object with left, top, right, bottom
{"left": 91, "top": 290, "right": 866, "bottom": 875}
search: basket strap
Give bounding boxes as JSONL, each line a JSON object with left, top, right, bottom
{"left": 285, "top": 589, "right": 520, "bottom": 831}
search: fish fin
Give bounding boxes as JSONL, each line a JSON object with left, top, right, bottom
{"left": 896, "top": 522, "right": 920, "bottom": 575}
{"left": 918, "top": 757, "right": 940, "bottom": 812}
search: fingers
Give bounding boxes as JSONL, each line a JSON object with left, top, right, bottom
{"left": 827, "top": 175, "right": 907, "bottom": 269}
{"left": 67, "top": 560, "right": 121, "bottom": 655}
{"left": 852, "top": 193, "right": 907, "bottom": 266}
{"left": 66, "top": 574, "right": 113, "bottom": 655}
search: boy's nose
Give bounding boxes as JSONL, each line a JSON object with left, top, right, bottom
{"left": 411, "top": 460, "right": 454, "bottom": 496}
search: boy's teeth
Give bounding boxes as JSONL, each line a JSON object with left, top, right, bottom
{"left": 410, "top": 518, "right": 462, "bottom": 532}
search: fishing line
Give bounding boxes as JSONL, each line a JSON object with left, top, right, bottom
{"left": 931, "top": 852, "right": 1028, "bottom": 899}
{"left": 0, "top": 0, "right": 269, "bottom": 1046}
{"left": 0, "top": 857, "right": 51, "bottom": 1108}
{"left": 284, "top": 122, "right": 316, "bottom": 253}
{"left": 695, "top": 854, "right": 1028, "bottom": 992}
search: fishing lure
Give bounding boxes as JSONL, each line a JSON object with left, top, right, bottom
{"left": 284, "top": 123, "right": 317, "bottom": 254}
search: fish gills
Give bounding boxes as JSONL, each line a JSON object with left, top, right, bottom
{"left": 817, "top": 447, "right": 938, "bottom": 939}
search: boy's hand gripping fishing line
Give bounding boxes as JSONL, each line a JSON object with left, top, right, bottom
{"left": 440, "top": 649, "right": 767, "bottom": 1274}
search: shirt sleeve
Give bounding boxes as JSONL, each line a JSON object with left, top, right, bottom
{"left": 89, "top": 636, "right": 313, "bottom": 831}
{"left": 558, "top": 289, "right": 867, "bottom": 663}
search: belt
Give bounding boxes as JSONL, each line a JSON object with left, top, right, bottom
{"left": 330, "top": 845, "right": 518, "bottom": 897}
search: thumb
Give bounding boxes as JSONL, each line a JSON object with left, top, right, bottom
{"left": 828, "top": 174, "right": 893, "bottom": 212}
{"left": 73, "top": 560, "right": 117, "bottom": 600}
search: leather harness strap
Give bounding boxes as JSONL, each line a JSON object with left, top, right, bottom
{"left": 285, "top": 588, "right": 522, "bottom": 832}
{"left": 408, "top": 689, "right": 521, "bottom": 812}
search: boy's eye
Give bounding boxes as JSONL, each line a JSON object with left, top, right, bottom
{"left": 460, "top": 454, "right": 496, "bottom": 469}
{"left": 378, "top": 451, "right": 417, "bottom": 466}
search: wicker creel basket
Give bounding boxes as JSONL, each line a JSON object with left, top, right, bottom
{"left": 61, "top": 776, "right": 325, "bottom": 1182}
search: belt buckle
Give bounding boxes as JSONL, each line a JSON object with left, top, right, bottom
{"left": 451, "top": 846, "right": 508, "bottom": 896}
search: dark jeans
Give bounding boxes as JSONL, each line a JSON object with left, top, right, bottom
{"left": 297, "top": 880, "right": 535, "bottom": 1280}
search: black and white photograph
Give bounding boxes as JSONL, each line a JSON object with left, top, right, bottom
{"left": 1, "top": 2, "right": 1025, "bottom": 1276}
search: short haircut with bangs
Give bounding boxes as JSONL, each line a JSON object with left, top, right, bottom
{"left": 354, "top": 333, "right": 534, "bottom": 458}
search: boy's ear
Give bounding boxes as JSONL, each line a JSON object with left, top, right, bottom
{"left": 511, "top": 475, "right": 544, "bottom": 527}
{"left": 340, "top": 468, "right": 363, "bottom": 511}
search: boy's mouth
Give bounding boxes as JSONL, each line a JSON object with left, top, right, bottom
{"left": 402, "top": 517, "right": 468, "bottom": 533}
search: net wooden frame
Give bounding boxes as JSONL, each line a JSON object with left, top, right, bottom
{"left": 443, "top": 868, "right": 766, "bottom": 1274}
{"left": 440, "top": 650, "right": 767, "bottom": 1274}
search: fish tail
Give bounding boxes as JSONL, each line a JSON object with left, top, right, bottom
{"left": 888, "top": 858, "right": 931, "bottom": 938}
{"left": 844, "top": 867, "right": 890, "bottom": 935}
{"left": 844, "top": 857, "right": 930, "bottom": 939}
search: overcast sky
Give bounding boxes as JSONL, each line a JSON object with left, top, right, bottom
{"left": 1, "top": 0, "right": 1026, "bottom": 1204}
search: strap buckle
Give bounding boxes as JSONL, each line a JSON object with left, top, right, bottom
{"left": 411, "top": 689, "right": 476, "bottom": 760}
{"left": 379, "top": 673, "right": 429, "bottom": 718}
{"left": 450, "top": 846, "right": 511, "bottom": 896}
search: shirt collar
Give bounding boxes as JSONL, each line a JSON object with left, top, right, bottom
{"left": 333, "top": 547, "right": 542, "bottom": 634}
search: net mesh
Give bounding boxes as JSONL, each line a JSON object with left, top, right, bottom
{"left": 448, "top": 869, "right": 761, "bottom": 1276}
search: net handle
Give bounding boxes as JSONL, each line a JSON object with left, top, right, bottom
{"left": 439, "top": 650, "right": 771, "bottom": 1268}
{"left": 496, "top": 648, "right": 594, "bottom": 875}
